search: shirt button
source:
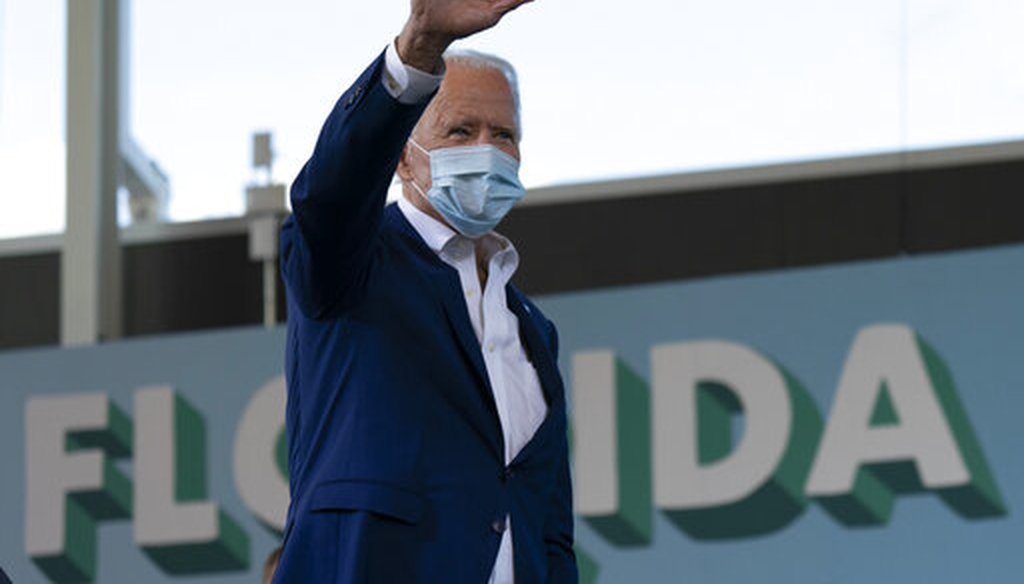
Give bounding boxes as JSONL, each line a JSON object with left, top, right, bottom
{"left": 487, "top": 342, "right": 496, "bottom": 352}
{"left": 491, "top": 519, "right": 507, "bottom": 534}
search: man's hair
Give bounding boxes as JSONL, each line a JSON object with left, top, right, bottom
{"left": 443, "top": 49, "right": 522, "bottom": 136}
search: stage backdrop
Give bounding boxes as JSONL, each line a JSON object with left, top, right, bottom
{"left": 2, "top": 244, "right": 1023, "bottom": 583}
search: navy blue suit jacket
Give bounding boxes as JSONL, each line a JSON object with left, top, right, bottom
{"left": 274, "top": 52, "right": 577, "bottom": 583}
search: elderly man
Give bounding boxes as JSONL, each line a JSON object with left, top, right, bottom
{"left": 275, "top": 0, "right": 577, "bottom": 582}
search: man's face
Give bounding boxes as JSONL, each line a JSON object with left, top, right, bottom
{"left": 398, "top": 63, "right": 520, "bottom": 222}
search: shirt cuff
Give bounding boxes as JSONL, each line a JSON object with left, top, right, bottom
{"left": 383, "top": 39, "right": 445, "bottom": 105}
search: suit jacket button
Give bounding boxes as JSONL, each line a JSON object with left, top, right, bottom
{"left": 501, "top": 468, "right": 515, "bottom": 482}
{"left": 491, "top": 519, "right": 507, "bottom": 534}
{"left": 346, "top": 85, "right": 363, "bottom": 107}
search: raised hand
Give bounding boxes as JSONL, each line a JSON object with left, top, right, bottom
{"left": 397, "top": 0, "right": 533, "bottom": 72}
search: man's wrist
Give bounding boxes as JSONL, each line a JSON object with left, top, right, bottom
{"left": 396, "top": 24, "right": 450, "bottom": 73}
{"left": 384, "top": 38, "right": 444, "bottom": 104}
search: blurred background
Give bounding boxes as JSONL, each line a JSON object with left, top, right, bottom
{"left": 2, "top": 0, "right": 1023, "bottom": 236}
{"left": 2, "top": 1, "right": 1024, "bottom": 583}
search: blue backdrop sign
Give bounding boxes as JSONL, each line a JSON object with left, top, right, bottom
{"left": 2, "top": 244, "right": 1022, "bottom": 582}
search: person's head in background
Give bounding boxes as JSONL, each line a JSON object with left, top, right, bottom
{"left": 262, "top": 546, "right": 282, "bottom": 584}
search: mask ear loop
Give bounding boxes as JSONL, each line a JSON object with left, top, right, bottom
{"left": 409, "top": 178, "right": 429, "bottom": 198}
{"left": 405, "top": 138, "right": 432, "bottom": 196}
{"left": 408, "top": 138, "right": 430, "bottom": 157}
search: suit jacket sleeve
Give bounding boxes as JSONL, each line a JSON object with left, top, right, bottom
{"left": 280, "top": 52, "right": 434, "bottom": 319}
{"left": 543, "top": 321, "right": 580, "bottom": 582}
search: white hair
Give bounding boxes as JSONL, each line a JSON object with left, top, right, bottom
{"left": 443, "top": 49, "right": 522, "bottom": 137}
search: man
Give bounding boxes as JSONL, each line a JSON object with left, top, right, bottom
{"left": 274, "top": 0, "right": 577, "bottom": 582}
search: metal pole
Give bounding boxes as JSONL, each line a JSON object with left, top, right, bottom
{"left": 262, "top": 259, "right": 277, "bottom": 327}
{"left": 62, "top": 0, "right": 124, "bottom": 345}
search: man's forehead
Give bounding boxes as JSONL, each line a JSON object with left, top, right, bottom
{"left": 437, "top": 65, "right": 513, "bottom": 101}
{"left": 430, "top": 67, "right": 516, "bottom": 122}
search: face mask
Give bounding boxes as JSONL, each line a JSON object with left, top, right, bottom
{"left": 408, "top": 139, "right": 526, "bottom": 239}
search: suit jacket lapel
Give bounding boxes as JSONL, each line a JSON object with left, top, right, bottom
{"left": 433, "top": 268, "right": 492, "bottom": 392}
{"left": 506, "top": 287, "right": 566, "bottom": 465}
{"left": 389, "top": 206, "right": 504, "bottom": 456}
{"left": 506, "top": 287, "right": 562, "bottom": 405}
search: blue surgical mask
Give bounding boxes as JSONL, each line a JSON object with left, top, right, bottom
{"left": 409, "top": 139, "right": 526, "bottom": 239}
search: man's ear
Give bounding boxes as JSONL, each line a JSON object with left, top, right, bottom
{"left": 396, "top": 143, "right": 413, "bottom": 182}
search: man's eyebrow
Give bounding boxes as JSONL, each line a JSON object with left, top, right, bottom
{"left": 440, "top": 116, "right": 477, "bottom": 128}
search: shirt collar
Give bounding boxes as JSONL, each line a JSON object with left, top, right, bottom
{"left": 398, "top": 195, "right": 455, "bottom": 254}
{"left": 397, "top": 196, "right": 518, "bottom": 268}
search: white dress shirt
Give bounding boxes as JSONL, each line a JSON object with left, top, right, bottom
{"left": 397, "top": 194, "right": 548, "bottom": 584}
{"left": 382, "top": 40, "right": 445, "bottom": 104}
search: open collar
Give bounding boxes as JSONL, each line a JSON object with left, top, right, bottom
{"left": 397, "top": 196, "right": 519, "bottom": 271}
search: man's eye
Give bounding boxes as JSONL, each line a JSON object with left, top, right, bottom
{"left": 448, "top": 127, "right": 470, "bottom": 137}
{"left": 495, "top": 130, "right": 515, "bottom": 142}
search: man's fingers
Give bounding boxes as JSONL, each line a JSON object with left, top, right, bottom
{"left": 494, "top": 0, "right": 534, "bottom": 15}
